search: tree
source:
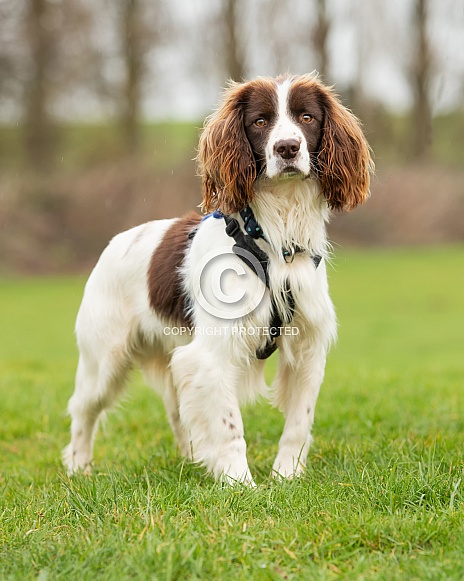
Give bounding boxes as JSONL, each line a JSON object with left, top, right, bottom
{"left": 6, "top": 0, "right": 105, "bottom": 170}
{"left": 0, "top": 1, "right": 23, "bottom": 117}
{"left": 114, "top": 0, "right": 164, "bottom": 154}
{"left": 120, "top": 0, "right": 143, "bottom": 154}
{"left": 223, "top": 0, "right": 247, "bottom": 81}
{"left": 23, "top": 0, "right": 55, "bottom": 169}
{"left": 313, "top": 0, "right": 330, "bottom": 81}
{"left": 410, "top": 0, "right": 433, "bottom": 159}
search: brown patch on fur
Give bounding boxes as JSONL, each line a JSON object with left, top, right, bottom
{"left": 301, "top": 77, "right": 374, "bottom": 211}
{"left": 148, "top": 212, "right": 202, "bottom": 326}
{"left": 197, "top": 80, "right": 276, "bottom": 214}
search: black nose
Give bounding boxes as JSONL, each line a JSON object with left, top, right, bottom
{"left": 274, "top": 139, "right": 301, "bottom": 160}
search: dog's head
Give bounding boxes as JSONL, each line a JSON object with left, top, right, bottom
{"left": 198, "top": 74, "right": 373, "bottom": 214}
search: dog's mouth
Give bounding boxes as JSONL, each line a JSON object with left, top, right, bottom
{"left": 281, "top": 166, "right": 302, "bottom": 174}
{"left": 276, "top": 165, "right": 306, "bottom": 179}
{"left": 261, "top": 158, "right": 310, "bottom": 181}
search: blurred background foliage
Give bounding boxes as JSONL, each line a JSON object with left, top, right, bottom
{"left": 0, "top": 0, "right": 463, "bottom": 273}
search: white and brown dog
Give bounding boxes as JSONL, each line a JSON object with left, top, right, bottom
{"left": 63, "top": 74, "right": 373, "bottom": 484}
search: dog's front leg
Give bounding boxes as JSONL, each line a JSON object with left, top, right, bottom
{"left": 171, "top": 341, "right": 254, "bottom": 485}
{"left": 272, "top": 344, "right": 327, "bottom": 479}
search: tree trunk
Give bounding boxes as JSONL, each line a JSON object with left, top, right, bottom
{"left": 411, "top": 0, "right": 432, "bottom": 159}
{"left": 121, "top": 0, "right": 142, "bottom": 154}
{"left": 24, "top": 0, "right": 53, "bottom": 170}
{"left": 224, "top": 0, "right": 246, "bottom": 81}
{"left": 313, "top": 0, "right": 329, "bottom": 80}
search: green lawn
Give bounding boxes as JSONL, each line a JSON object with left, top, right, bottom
{"left": 1, "top": 246, "right": 463, "bottom": 580}
{"left": 2, "top": 112, "right": 464, "bottom": 171}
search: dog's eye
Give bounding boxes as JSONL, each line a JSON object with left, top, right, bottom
{"left": 302, "top": 114, "right": 313, "bottom": 123}
{"left": 254, "top": 118, "right": 266, "bottom": 127}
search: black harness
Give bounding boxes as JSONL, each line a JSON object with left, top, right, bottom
{"left": 222, "top": 207, "right": 322, "bottom": 360}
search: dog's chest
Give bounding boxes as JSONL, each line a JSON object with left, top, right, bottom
{"left": 268, "top": 254, "right": 328, "bottom": 325}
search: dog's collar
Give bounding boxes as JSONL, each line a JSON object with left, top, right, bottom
{"left": 204, "top": 207, "right": 322, "bottom": 268}
{"left": 240, "top": 206, "right": 306, "bottom": 264}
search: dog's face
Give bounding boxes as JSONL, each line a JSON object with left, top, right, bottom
{"left": 198, "top": 74, "right": 373, "bottom": 214}
{"left": 243, "top": 78, "right": 324, "bottom": 180}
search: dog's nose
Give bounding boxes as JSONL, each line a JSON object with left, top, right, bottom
{"left": 274, "top": 139, "right": 301, "bottom": 159}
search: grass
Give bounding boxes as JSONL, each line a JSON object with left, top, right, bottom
{"left": 0, "top": 121, "right": 200, "bottom": 172}
{"left": 1, "top": 246, "right": 463, "bottom": 579}
{"left": 1, "top": 110, "right": 464, "bottom": 172}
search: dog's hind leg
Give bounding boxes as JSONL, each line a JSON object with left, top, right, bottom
{"left": 162, "top": 376, "right": 191, "bottom": 458}
{"left": 63, "top": 349, "right": 130, "bottom": 475}
{"left": 141, "top": 357, "right": 191, "bottom": 458}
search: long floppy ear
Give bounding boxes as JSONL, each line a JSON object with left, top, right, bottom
{"left": 317, "top": 86, "right": 373, "bottom": 211}
{"left": 198, "top": 82, "right": 256, "bottom": 214}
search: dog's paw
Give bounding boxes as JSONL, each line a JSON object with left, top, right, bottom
{"left": 220, "top": 470, "right": 257, "bottom": 487}
{"left": 272, "top": 456, "right": 305, "bottom": 480}
{"left": 213, "top": 458, "right": 256, "bottom": 487}
{"left": 62, "top": 444, "right": 92, "bottom": 476}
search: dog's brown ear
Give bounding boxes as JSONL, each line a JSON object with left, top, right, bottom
{"left": 198, "top": 82, "right": 256, "bottom": 215}
{"left": 317, "top": 86, "right": 373, "bottom": 211}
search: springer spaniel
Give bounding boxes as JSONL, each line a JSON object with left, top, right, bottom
{"left": 63, "top": 74, "right": 373, "bottom": 484}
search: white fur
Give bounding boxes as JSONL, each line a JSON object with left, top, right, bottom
{"left": 265, "top": 78, "right": 311, "bottom": 179}
{"left": 63, "top": 81, "right": 338, "bottom": 484}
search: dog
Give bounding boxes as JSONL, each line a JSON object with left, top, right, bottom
{"left": 63, "top": 73, "right": 373, "bottom": 484}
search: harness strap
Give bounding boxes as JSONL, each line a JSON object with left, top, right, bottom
{"left": 223, "top": 216, "right": 297, "bottom": 360}
{"left": 224, "top": 216, "right": 270, "bottom": 287}
{"left": 199, "top": 211, "right": 322, "bottom": 359}
{"left": 256, "top": 281, "right": 295, "bottom": 359}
